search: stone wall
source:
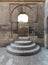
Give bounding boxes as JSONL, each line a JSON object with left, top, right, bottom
{"left": 0, "top": 3, "right": 9, "bottom": 24}
{"left": 0, "top": 2, "right": 44, "bottom": 47}
{"left": 0, "top": 0, "right": 45, "bottom": 2}
{"left": 11, "top": 3, "right": 44, "bottom": 32}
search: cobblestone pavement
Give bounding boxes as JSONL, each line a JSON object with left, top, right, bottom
{"left": 0, "top": 47, "right": 48, "bottom": 65}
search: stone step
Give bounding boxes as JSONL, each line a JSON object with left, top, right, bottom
{"left": 10, "top": 43, "right": 36, "bottom": 50}
{"left": 7, "top": 45, "right": 40, "bottom": 56}
{"left": 14, "top": 41, "right": 32, "bottom": 45}
{"left": 18, "top": 37, "right": 29, "bottom": 40}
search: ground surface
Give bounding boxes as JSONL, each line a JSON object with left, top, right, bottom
{"left": 0, "top": 47, "right": 48, "bottom": 65}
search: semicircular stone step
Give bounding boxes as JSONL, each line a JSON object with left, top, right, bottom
{"left": 18, "top": 37, "right": 29, "bottom": 40}
{"left": 14, "top": 41, "right": 32, "bottom": 45}
{"left": 10, "top": 43, "right": 36, "bottom": 50}
{"left": 7, "top": 45, "right": 40, "bottom": 56}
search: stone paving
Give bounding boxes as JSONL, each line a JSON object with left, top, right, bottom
{"left": 0, "top": 47, "right": 48, "bottom": 65}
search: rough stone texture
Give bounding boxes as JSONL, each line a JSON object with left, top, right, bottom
{"left": 0, "top": 2, "right": 44, "bottom": 46}
{"left": 0, "top": 31, "right": 13, "bottom": 47}
{"left": 37, "top": 3, "right": 44, "bottom": 31}
{"left": 29, "top": 36, "right": 38, "bottom": 42}
{"left": 10, "top": 3, "right": 44, "bottom": 47}
{"left": 0, "top": 4, "right": 44, "bottom": 30}
{"left": 10, "top": 3, "right": 44, "bottom": 32}
{"left": 0, "top": 3, "right": 9, "bottom": 25}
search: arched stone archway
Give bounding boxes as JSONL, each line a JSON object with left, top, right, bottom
{"left": 9, "top": 3, "right": 44, "bottom": 47}
{"left": 11, "top": 5, "right": 33, "bottom": 36}
{"left": 10, "top": 4, "right": 37, "bottom": 36}
{"left": 11, "top": 5, "right": 36, "bottom": 23}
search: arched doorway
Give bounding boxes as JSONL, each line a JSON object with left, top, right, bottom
{"left": 17, "top": 13, "right": 29, "bottom": 37}
{"left": 10, "top": 5, "right": 35, "bottom": 40}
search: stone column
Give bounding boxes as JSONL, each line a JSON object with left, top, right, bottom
{"left": 44, "top": 0, "right": 48, "bottom": 48}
